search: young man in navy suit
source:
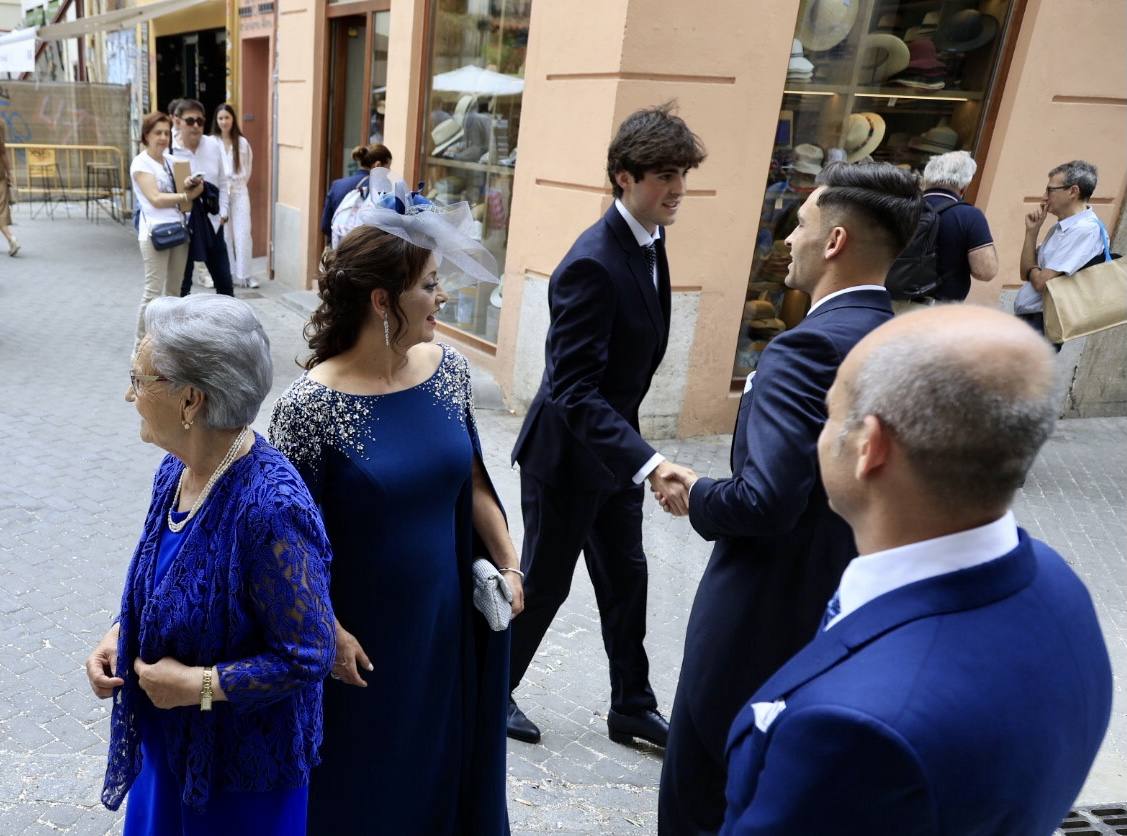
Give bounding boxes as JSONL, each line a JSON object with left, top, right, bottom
{"left": 656, "top": 163, "right": 919, "bottom": 834}
{"left": 507, "top": 104, "right": 706, "bottom": 748}
{"left": 721, "top": 305, "right": 1112, "bottom": 834}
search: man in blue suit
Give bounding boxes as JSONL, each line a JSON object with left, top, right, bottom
{"left": 656, "top": 163, "right": 920, "bottom": 833}
{"left": 507, "top": 104, "right": 706, "bottom": 748}
{"left": 721, "top": 304, "right": 1113, "bottom": 834}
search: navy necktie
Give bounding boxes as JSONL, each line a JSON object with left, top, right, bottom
{"left": 820, "top": 591, "right": 841, "bottom": 631}
{"left": 643, "top": 242, "right": 657, "bottom": 285}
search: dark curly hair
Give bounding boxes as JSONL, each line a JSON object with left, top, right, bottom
{"left": 303, "top": 226, "right": 431, "bottom": 369}
{"left": 606, "top": 101, "right": 707, "bottom": 198}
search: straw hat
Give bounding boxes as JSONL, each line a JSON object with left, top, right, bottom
{"left": 842, "top": 112, "right": 886, "bottom": 162}
{"left": 790, "top": 143, "right": 825, "bottom": 175}
{"left": 908, "top": 121, "right": 960, "bottom": 154}
{"left": 796, "top": 0, "right": 860, "bottom": 52}
{"left": 859, "top": 33, "right": 911, "bottom": 82}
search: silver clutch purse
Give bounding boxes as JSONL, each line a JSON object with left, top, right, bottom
{"left": 472, "top": 558, "right": 513, "bottom": 632}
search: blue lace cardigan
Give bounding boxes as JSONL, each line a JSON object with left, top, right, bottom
{"left": 101, "top": 435, "right": 336, "bottom": 811}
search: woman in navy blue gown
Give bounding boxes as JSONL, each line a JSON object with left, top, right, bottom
{"left": 86, "top": 295, "right": 336, "bottom": 835}
{"left": 270, "top": 193, "right": 521, "bottom": 835}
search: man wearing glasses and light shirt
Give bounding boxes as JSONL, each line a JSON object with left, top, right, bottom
{"left": 1014, "top": 160, "right": 1106, "bottom": 341}
{"left": 167, "top": 99, "right": 234, "bottom": 297}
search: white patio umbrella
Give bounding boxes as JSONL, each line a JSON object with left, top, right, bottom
{"left": 431, "top": 65, "right": 524, "bottom": 97}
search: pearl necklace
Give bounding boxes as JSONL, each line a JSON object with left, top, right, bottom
{"left": 168, "top": 427, "right": 250, "bottom": 533}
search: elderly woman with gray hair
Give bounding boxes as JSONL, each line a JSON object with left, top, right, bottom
{"left": 84, "top": 294, "right": 335, "bottom": 835}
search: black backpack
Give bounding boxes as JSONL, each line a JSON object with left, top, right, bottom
{"left": 885, "top": 200, "right": 959, "bottom": 301}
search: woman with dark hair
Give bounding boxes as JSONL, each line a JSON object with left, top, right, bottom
{"left": 269, "top": 189, "right": 518, "bottom": 834}
{"left": 214, "top": 103, "right": 257, "bottom": 288}
{"left": 0, "top": 120, "right": 17, "bottom": 256}
{"left": 319, "top": 143, "right": 394, "bottom": 241}
{"left": 130, "top": 112, "right": 203, "bottom": 351}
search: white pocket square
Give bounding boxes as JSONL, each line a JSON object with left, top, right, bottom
{"left": 751, "top": 699, "right": 786, "bottom": 733}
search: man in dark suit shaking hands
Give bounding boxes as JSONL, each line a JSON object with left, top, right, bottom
{"left": 656, "top": 162, "right": 919, "bottom": 834}
{"left": 508, "top": 104, "right": 706, "bottom": 748}
{"left": 721, "top": 305, "right": 1112, "bottom": 834}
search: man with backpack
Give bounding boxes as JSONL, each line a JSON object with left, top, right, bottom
{"left": 886, "top": 151, "right": 997, "bottom": 313}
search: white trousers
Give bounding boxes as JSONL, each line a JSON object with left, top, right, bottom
{"left": 225, "top": 185, "right": 254, "bottom": 283}
{"left": 137, "top": 238, "right": 188, "bottom": 346}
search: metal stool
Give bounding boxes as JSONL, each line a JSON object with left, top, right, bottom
{"left": 84, "top": 161, "right": 121, "bottom": 224}
{"left": 26, "top": 148, "right": 70, "bottom": 220}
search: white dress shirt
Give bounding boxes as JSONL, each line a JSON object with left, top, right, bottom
{"left": 825, "top": 511, "right": 1019, "bottom": 630}
{"left": 1015, "top": 207, "right": 1105, "bottom": 314}
{"left": 167, "top": 134, "right": 229, "bottom": 232}
{"left": 613, "top": 199, "right": 665, "bottom": 483}
{"left": 807, "top": 284, "right": 888, "bottom": 315}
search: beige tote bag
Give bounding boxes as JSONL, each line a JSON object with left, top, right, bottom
{"left": 1043, "top": 223, "right": 1127, "bottom": 343}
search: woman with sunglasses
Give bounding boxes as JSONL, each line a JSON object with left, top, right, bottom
{"left": 86, "top": 295, "right": 336, "bottom": 834}
{"left": 130, "top": 112, "right": 201, "bottom": 352}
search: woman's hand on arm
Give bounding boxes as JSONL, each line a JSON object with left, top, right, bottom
{"left": 331, "top": 619, "right": 373, "bottom": 687}
{"left": 132, "top": 656, "right": 226, "bottom": 709}
{"left": 134, "top": 170, "right": 188, "bottom": 211}
{"left": 470, "top": 458, "right": 524, "bottom": 617}
{"left": 85, "top": 623, "right": 123, "bottom": 698}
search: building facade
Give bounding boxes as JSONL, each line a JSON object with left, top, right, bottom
{"left": 273, "top": 0, "right": 1127, "bottom": 435}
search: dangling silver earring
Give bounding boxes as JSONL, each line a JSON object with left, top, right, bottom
{"left": 383, "top": 315, "right": 390, "bottom": 348}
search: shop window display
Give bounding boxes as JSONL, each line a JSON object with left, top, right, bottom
{"left": 734, "top": 0, "right": 1013, "bottom": 381}
{"left": 420, "top": 0, "right": 531, "bottom": 344}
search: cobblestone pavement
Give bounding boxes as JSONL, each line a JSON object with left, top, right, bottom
{"left": 0, "top": 215, "right": 1123, "bottom": 834}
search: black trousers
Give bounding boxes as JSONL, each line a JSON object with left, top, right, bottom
{"left": 659, "top": 687, "right": 727, "bottom": 835}
{"left": 509, "top": 471, "right": 657, "bottom": 714}
{"left": 181, "top": 222, "right": 234, "bottom": 296}
{"left": 1016, "top": 312, "right": 1063, "bottom": 353}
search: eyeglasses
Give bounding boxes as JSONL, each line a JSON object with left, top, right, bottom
{"left": 130, "top": 370, "right": 170, "bottom": 396}
{"left": 1044, "top": 185, "right": 1073, "bottom": 193}
{"left": 181, "top": 117, "right": 206, "bottom": 128}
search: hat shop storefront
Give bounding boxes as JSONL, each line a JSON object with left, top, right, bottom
{"left": 733, "top": 0, "right": 1016, "bottom": 383}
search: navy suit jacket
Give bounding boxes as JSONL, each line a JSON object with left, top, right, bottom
{"left": 320, "top": 171, "right": 368, "bottom": 236}
{"left": 679, "top": 288, "right": 893, "bottom": 760}
{"left": 722, "top": 532, "right": 1113, "bottom": 835}
{"left": 512, "top": 205, "right": 671, "bottom": 490}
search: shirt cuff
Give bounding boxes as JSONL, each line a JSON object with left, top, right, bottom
{"left": 632, "top": 453, "right": 665, "bottom": 485}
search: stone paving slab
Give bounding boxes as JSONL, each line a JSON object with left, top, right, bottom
{"left": 0, "top": 214, "right": 1123, "bottom": 834}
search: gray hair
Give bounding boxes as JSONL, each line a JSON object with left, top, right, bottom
{"left": 843, "top": 335, "right": 1057, "bottom": 509}
{"left": 1048, "top": 159, "right": 1098, "bottom": 201}
{"left": 144, "top": 295, "right": 273, "bottom": 429}
{"left": 923, "top": 151, "right": 977, "bottom": 191}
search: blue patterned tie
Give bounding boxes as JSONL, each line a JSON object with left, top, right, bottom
{"left": 643, "top": 242, "right": 657, "bottom": 286}
{"left": 820, "top": 591, "right": 841, "bottom": 631}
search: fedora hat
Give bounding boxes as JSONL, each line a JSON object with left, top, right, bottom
{"left": 432, "top": 94, "right": 478, "bottom": 156}
{"left": 796, "top": 0, "right": 860, "bottom": 52}
{"left": 904, "top": 10, "right": 941, "bottom": 41}
{"left": 859, "top": 33, "right": 911, "bottom": 82}
{"left": 908, "top": 120, "right": 960, "bottom": 154}
{"left": 842, "top": 112, "right": 886, "bottom": 162}
{"left": 789, "top": 143, "right": 824, "bottom": 175}
{"left": 788, "top": 38, "right": 815, "bottom": 74}
{"left": 905, "top": 37, "right": 946, "bottom": 72}
{"left": 934, "top": 9, "right": 998, "bottom": 52}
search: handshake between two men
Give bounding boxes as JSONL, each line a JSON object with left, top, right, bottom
{"left": 646, "top": 461, "right": 698, "bottom": 517}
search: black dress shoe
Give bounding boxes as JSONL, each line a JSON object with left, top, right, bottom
{"left": 607, "top": 708, "right": 669, "bottom": 748}
{"left": 507, "top": 698, "right": 541, "bottom": 744}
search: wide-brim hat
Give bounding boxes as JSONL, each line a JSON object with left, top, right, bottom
{"left": 859, "top": 33, "right": 911, "bottom": 82}
{"left": 908, "top": 123, "right": 960, "bottom": 154}
{"left": 906, "top": 37, "right": 946, "bottom": 71}
{"left": 843, "top": 112, "right": 886, "bottom": 162}
{"left": 796, "top": 0, "right": 860, "bottom": 52}
{"left": 934, "top": 10, "right": 999, "bottom": 52}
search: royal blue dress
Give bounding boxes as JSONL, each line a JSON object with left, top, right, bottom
{"left": 122, "top": 510, "right": 308, "bottom": 836}
{"left": 269, "top": 345, "right": 511, "bottom": 835}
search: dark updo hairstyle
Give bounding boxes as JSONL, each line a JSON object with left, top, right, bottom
{"left": 352, "top": 143, "right": 393, "bottom": 170}
{"left": 304, "top": 226, "right": 431, "bottom": 369}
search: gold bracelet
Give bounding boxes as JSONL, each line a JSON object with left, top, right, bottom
{"left": 498, "top": 567, "right": 525, "bottom": 579}
{"left": 200, "top": 666, "right": 214, "bottom": 711}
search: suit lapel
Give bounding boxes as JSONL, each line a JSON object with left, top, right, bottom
{"left": 754, "top": 533, "right": 1038, "bottom": 702}
{"left": 605, "top": 207, "right": 665, "bottom": 339}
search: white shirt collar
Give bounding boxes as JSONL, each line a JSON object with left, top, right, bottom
{"left": 807, "top": 284, "right": 887, "bottom": 315}
{"left": 1055, "top": 206, "right": 1096, "bottom": 232}
{"left": 827, "top": 511, "right": 1019, "bottom": 629}
{"left": 614, "top": 198, "right": 662, "bottom": 247}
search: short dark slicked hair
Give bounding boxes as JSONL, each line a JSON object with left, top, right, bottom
{"left": 815, "top": 161, "right": 921, "bottom": 259}
{"left": 606, "top": 102, "right": 706, "bottom": 198}
{"left": 175, "top": 98, "right": 206, "bottom": 118}
{"left": 1048, "top": 159, "right": 1098, "bottom": 201}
